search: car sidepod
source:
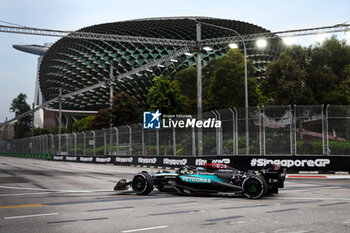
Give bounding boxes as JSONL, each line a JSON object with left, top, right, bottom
{"left": 175, "top": 174, "right": 241, "bottom": 193}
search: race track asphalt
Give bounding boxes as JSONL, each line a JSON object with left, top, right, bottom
{"left": 0, "top": 157, "right": 349, "bottom": 233}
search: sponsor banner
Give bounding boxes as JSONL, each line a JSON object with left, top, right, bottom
{"left": 249, "top": 158, "right": 330, "bottom": 168}
{"left": 52, "top": 155, "right": 65, "bottom": 161}
{"left": 114, "top": 156, "right": 134, "bottom": 164}
{"left": 138, "top": 157, "right": 157, "bottom": 165}
{"left": 79, "top": 156, "right": 94, "bottom": 162}
{"left": 66, "top": 156, "right": 78, "bottom": 161}
{"left": 95, "top": 157, "right": 112, "bottom": 163}
{"left": 230, "top": 156, "right": 350, "bottom": 172}
{"left": 163, "top": 158, "right": 188, "bottom": 166}
{"left": 50, "top": 154, "right": 350, "bottom": 172}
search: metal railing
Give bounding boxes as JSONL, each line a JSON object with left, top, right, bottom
{"left": 1, "top": 105, "right": 350, "bottom": 156}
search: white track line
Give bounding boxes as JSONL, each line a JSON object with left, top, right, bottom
{"left": 277, "top": 197, "right": 350, "bottom": 201}
{"left": 0, "top": 185, "right": 113, "bottom": 193}
{"left": 0, "top": 186, "right": 50, "bottom": 191}
{"left": 287, "top": 175, "right": 350, "bottom": 179}
{"left": 0, "top": 192, "right": 53, "bottom": 197}
{"left": 4, "top": 213, "right": 59, "bottom": 220}
{"left": 122, "top": 225, "right": 168, "bottom": 232}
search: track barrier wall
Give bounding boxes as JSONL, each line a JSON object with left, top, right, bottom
{"left": 1, "top": 105, "right": 350, "bottom": 172}
{"left": 1, "top": 153, "right": 349, "bottom": 172}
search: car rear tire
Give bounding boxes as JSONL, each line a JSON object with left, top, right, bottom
{"left": 132, "top": 173, "right": 154, "bottom": 195}
{"left": 242, "top": 175, "right": 268, "bottom": 199}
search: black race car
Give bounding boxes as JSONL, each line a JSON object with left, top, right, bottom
{"left": 114, "top": 163, "right": 286, "bottom": 199}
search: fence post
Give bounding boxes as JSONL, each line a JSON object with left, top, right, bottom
{"left": 38, "top": 135, "right": 41, "bottom": 153}
{"left": 172, "top": 127, "right": 176, "bottom": 156}
{"left": 65, "top": 134, "right": 69, "bottom": 154}
{"left": 50, "top": 134, "right": 54, "bottom": 154}
{"left": 82, "top": 132, "right": 86, "bottom": 156}
{"left": 41, "top": 135, "right": 43, "bottom": 153}
{"left": 211, "top": 111, "right": 218, "bottom": 155}
{"left": 126, "top": 125, "right": 132, "bottom": 155}
{"left": 326, "top": 104, "right": 329, "bottom": 155}
{"left": 229, "top": 108, "right": 235, "bottom": 155}
{"left": 72, "top": 132, "right": 77, "bottom": 155}
{"left": 156, "top": 128, "right": 160, "bottom": 156}
{"left": 262, "top": 106, "right": 266, "bottom": 155}
{"left": 139, "top": 123, "right": 145, "bottom": 156}
{"left": 114, "top": 127, "right": 119, "bottom": 155}
{"left": 91, "top": 131, "right": 96, "bottom": 156}
{"left": 109, "top": 127, "right": 113, "bottom": 155}
{"left": 33, "top": 136, "right": 36, "bottom": 153}
{"left": 192, "top": 127, "right": 196, "bottom": 156}
{"left": 258, "top": 106, "right": 266, "bottom": 156}
{"left": 290, "top": 105, "right": 297, "bottom": 155}
{"left": 323, "top": 104, "right": 330, "bottom": 155}
{"left": 258, "top": 106, "right": 262, "bottom": 155}
{"left": 45, "top": 135, "right": 48, "bottom": 154}
{"left": 104, "top": 129, "right": 107, "bottom": 155}
{"left": 216, "top": 110, "right": 223, "bottom": 155}
{"left": 234, "top": 108, "right": 239, "bottom": 155}
{"left": 39, "top": 136, "right": 42, "bottom": 153}
{"left": 212, "top": 110, "right": 222, "bottom": 155}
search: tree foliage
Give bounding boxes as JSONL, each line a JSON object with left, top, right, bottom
{"left": 111, "top": 91, "right": 141, "bottom": 126}
{"left": 88, "top": 91, "right": 141, "bottom": 130}
{"left": 261, "top": 46, "right": 314, "bottom": 105}
{"left": 171, "top": 49, "right": 267, "bottom": 112}
{"left": 261, "top": 37, "right": 350, "bottom": 105}
{"left": 72, "top": 115, "right": 94, "bottom": 132}
{"left": 50, "top": 126, "right": 68, "bottom": 134}
{"left": 89, "top": 108, "right": 110, "bottom": 130}
{"left": 174, "top": 67, "right": 197, "bottom": 114}
{"left": 10, "top": 93, "right": 31, "bottom": 139}
{"left": 174, "top": 67, "right": 197, "bottom": 100}
{"left": 146, "top": 76, "right": 188, "bottom": 114}
{"left": 203, "top": 49, "right": 266, "bottom": 110}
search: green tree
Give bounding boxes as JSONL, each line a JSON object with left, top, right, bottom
{"left": 25, "top": 128, "right": 50, "bottom": 137}
{"left": 203, "top": 49, "right": 265, "bottom": 110}
{"left": 50, "top": 126, "right": 68, "bottom": 134}
{"left": 111, "top": 91, "right": 141, "bottom": 126}
{"left": 89, "top": 108, "right": 110, "bottom": 130}
{"left": 261, "top": 37, "right": 350, "bottom": 105}
{"left": 261, "top": 46, "right": 315, "bottom": 105}
{"left": 146, "top": 76, "right": 188, "bottom": 114}
{"left": 174, "top": 67, "right": 197, "bottom": 99}
{"left": 72, "top": 115, "right": 94, "bottom": 132}
{"left": 307, "top": 37, "right": 350, "bottom": 104}
{"left": 174, "top": 67, "right": 197, "bottom": 114}
{"left": 86, "top": 92, "right": 142, "bottom": 130}
{"left": 10, "top": 93, "right": 31, "bottom": 139}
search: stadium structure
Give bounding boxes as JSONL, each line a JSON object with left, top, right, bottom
{"left": 13, "top": 43, "right": 51, "bottom": 128}
{"left": 15, "top": 17, "right": 283, "bottom": 129}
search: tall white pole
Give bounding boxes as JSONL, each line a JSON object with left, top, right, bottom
{"left": 191, "top": 20, "right": 249, "bottom": 155}
{"left": 58, "top": 88, "right": 62, "bottom": 155}
{"left": 196, "top": 23, "right": 203, "bottom": 156}
{"left": 243, "top": 42, "right": 249, "bottom": 154}
{"left": 109, "top": 67, "right": 113, "bottom": 155}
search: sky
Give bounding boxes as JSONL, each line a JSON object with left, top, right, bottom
{"left": 0, "top": 0, "right": 349, "bottom": 122}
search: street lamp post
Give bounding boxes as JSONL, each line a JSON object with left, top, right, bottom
{"left": 58, "top": 87, "right": 62, "bottom": 155}
{"left": 190, "top": 19, "right": 249, "bottom": 154}
{"left": 109, "top": 67, "right": 114, "bottom": 155}
{"left": 196, "top": 23, "right": 203, "bottom": 156}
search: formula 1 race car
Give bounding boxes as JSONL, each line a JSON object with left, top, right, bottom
{"left": 114, "top": 163, "right": 286, "bottom": 199}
